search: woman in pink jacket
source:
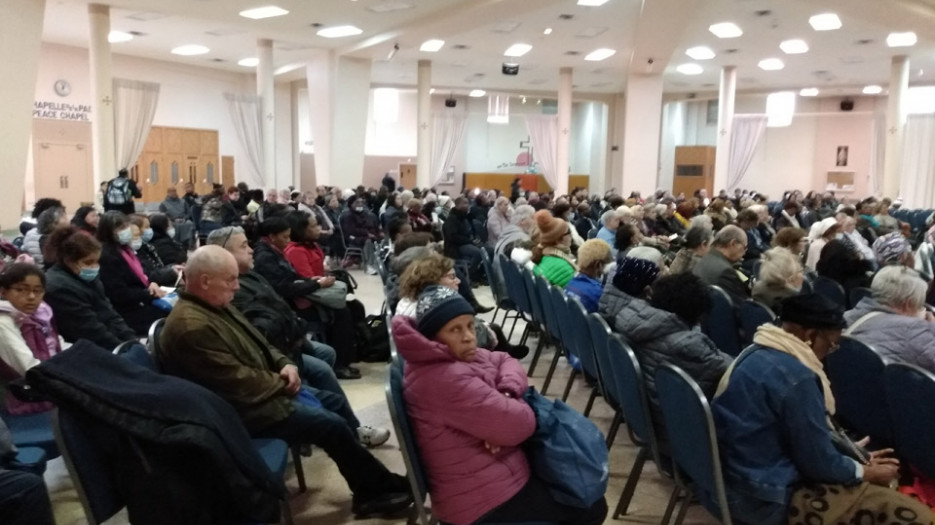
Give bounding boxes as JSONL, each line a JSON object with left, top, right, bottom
{"left": 392, "top": 285, "right": 607, "bottom": 525}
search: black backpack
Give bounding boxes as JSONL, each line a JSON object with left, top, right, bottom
{"left": 106, "top": 177, "right": 131, "bottom": 206}
{"left": 354, "top": 315, "right": 391, "bottom": 362}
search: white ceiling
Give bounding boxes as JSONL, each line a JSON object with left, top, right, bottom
{"left": 40, "top": 0, "right": 935, "bottom": 98}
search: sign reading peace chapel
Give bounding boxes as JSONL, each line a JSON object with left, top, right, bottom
{"left": 33, "top": 101, "right": 92, "bottom": 121}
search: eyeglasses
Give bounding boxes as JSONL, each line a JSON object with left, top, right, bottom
{"left": 6, "top": 286, "right": 45, "bottom": 297}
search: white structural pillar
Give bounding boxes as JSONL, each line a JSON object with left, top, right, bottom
{"left": 555, "top": 67, "right": 573, "bottom": 196}
{"left": 620, "top": 74, "right": 664, "bottom": 196}
{"left": 88, "top": 4, "right": 116, "bottom": 191}
{"left": 713, "top": 65, "right": 737, "bottom": 193}
{"left": 0, "top": 0, "right": 45, "bottom": 227}
{"left": 257, "top": 38, "right": 275, "bottom": 188}
{"left": 416, "top": 60, "right": 433, "bottom": 189}
{"left": 883, "top": 55, "right": 910, "bottom": 199}
{"left": 305, "top": 52, "right": 371, "bottom": 188}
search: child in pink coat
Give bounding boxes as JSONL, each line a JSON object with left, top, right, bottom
{"left": 393, "top": 285, "right": 607, "bottom": 525}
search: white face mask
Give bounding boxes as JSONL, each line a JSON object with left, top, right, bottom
{"left": 167, "top": 227, "right": 176, "bottom": 239}
{"left": 130, "top": 239, "right": 143, "bottom": 251}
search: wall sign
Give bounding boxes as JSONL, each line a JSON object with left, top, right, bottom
{"left": 33, "top": 100, "right": 92, "bottom": 121}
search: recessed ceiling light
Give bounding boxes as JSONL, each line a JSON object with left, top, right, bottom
{"left": 108, "top": 31, "right": 134, "bottom": 43}
{"left": 780, "top": 39, "right": 809, "bottom": 54}
{"left": 238, "top": 57, "right": 259, "bottom": 67}
{"left": 171, "top": 44, "right": 210, "bottom": 56}
{"left": 543, "top": 27, "right": 553, "bottom": 35}
{"left": 800, "top": 88, "right": 819, "bottom": 96}
{"left": 429, "top": 88, "right": 436, "bottom": 94}
{"left": 504, "top": 43, "right": 532, "bottom": 57}
{"left": 676, "top": 63, "right": 703, "bottom": 75}
{"left": 809, "top": 13, "right": 842, "bottom": 31}
{"left": 887, "top": 32, "right": 917, "bottom": 47}
{"left": 758, "top": 58, "right": 784, "bottom": 71}
{"left": 238, "top": 6, "right": 289, "bottom": 20}
{"left": 469, "top": 89, "right": 486, "bottom": 97}
{"left": 584, "top": 48, "right": 616, "bottom": 61}
{"left": 420, "top": 39, "right": 445, "bottom": 52}
{"left": 863, "top": 85, "right": 883, "bottom": 95}
{"left": 317, "top": 25, "right": 363, "bottom": 38}
{"left": 709, "top": 22, "right": 743, "bottom": 38}
{"left": 685, "top": 46, "right": 715, "bottom": 60}
{"left": 577, "top": 0, "right": 609, "bottom": 5}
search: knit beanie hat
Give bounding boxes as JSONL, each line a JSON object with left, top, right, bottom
{"left": 780, "top": 293, "right": 846, "bottom": 330}
{"left": 577, "top": 239, "right": 612, "bottom": 269}
{"left": 535, "top": 210, "right": 567, "bottom": 245}
{"left": 613, "top": 256, "right": 660, "bottom": 297}
{"left": 416, "top": 285, "right": 476, "bottom": 338}
{"left": 872, "top": 232, "right": 911, "bottom": 266}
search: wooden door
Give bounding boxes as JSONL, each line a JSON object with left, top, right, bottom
{"left": 222, "top": 156, "right": 235, "bottom": 187}
{"left": 34, "top": 142, "right": 93, "bottom": 213}
{"left": 399, "top": 163, "right": 416, "bottom": 189}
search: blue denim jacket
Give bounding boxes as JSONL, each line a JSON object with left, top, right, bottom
{"left": 710, "top": 346, "right": 861, "bottom": 525}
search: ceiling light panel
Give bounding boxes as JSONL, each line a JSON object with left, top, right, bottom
{"left": 887, "top": 32, "right": 917, "bottom": 47}
{"left": 420, "top": 39, "right": 445, "bottom": 52}
{"left": 577, "top": 0, "right": 609, "bottom": 5}
{"left": 799, "top": 88, "right": 819, "bottom": 96}
{"left": 709, "top": 22, "right": 743, "bottom": 38}
{"left": 504, "top": 43, "right": 532, "bottom": 57}
{"left": 780, "top": 39, "right": 809, "bottom": 54}
{"left": 238, "top": 6, "right": 289, "bottom": 20}
{"left": 238, "top": 57, "right": 259, "bottom": 67}
{"left": 809, "top": 13, "right": 842, "bottom": 31}
{"left": 863, "top": 85, "right": 883, "bottom": 94}
{"left": 543, "top": 27, "right": 553, "bottom": 35}
{"left": 676, "top": 63, "right": 703, "bottom": 75}
{"left": 758, "top": 58, "right": 784, "bottom": 70}
{"left": 171, "top": 44, "right": 209, "bottom": 56}
{"left": 685, "top": 46, "right": 715, "bottom": 60}
{"left": 108, "top": 31, "right": 134, "bottom": 43}
{"left": 317, "top": 25, "right": 363, "bottom": 38}
{"left": 469, "top": 89, "right": 486, "bottom": 97}
{"left": 366, "top": 2, "right": 413, "bottom": 13}
{"left": 584, "top": 48, "right": 616, "bottom": 61}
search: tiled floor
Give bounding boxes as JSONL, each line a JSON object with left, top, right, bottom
{"left": 46, "top": 269, "right": 719, "bottom": 525}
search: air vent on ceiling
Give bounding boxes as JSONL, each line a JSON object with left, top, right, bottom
{"left": 558, "top": 14, "right": 574, "bottom": 20}
{"left": 452, "top": 44, "right": 470, "bottom": 50}
{"left": 754, "top": 9, "right": 772, "bottom": 16}
{"left": 724, "top": 49, "right": 738, "bottom": 54}
{"left": 855, "top": 38, "right": 874, "bottom": 45}
{"left": 565, "top": 51, "right": 580, "bottom": 56}
{"left": 210, "top": 58, "right": 225, "bottom": 62}
{"left": 126, "top": 11, "right": 166, "bottom": 21}
{"left": 309, "top": 23, "right": 323, "bottom": 28}
{"left": 128, "top": 31, "right": 146, "bottom": 36}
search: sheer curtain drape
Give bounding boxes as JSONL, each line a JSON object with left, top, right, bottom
{"left": 900, "top": 114, "right": 935, "bottom": 208}
{"left": 726, "top": 114, "right": 767, "bottom": 191}
{"left": 869, "top": 113, "right": 886, "bottom": 195}
{"left": 430, "top": 116, "right": 467, "bottom": 187}
{"left": 113, "top": 78, "right": 160, "bottom": 171}
{"left": 525, "top": 114, "right": 558, "bottom": 191}
{"left": 224, "top": 93, "right": 265, "bottom": 187}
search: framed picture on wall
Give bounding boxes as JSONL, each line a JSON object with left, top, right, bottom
{"left": 439, "top": 166, "right": 456, "bottom": 185}
{"left": 836, "top": 146, "right": 849, "bottom": 167}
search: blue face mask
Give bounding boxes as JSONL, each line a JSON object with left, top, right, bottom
{"left": 117, "top": 228, "right": 132, "bottom": 245}
{"left": 142, "top": 228, "right": 154, "bottom": 242}
{"left": 78, "top": 266, "right": 100, "bottom": 282}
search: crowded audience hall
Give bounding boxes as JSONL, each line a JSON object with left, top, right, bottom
{"left": 7, "top": 1, "right": 935, "bottom": 524}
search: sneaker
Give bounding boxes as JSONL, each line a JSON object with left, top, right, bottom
{"left": 335, "top": 366, "right": 362, "bottom": 380}
{"left": 351, "top": 489, "right": 413, "bottom": 518}
{"left": 357, "top": 426, "right": 391, "bottom": 448}
{"left": 366, "top": 265, "right": 378, "bottom": 275}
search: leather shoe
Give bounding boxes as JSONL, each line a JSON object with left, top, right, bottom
{"left": 472, "top": 303, "right": 494, "bottom": 314}
{"left": 352, "top": 490, "right": 413, "bottom": 518}
{"left": 335, "top": 366, "right": 362, "bottom": 380}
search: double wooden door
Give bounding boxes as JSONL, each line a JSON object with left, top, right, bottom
{"left": 132, "top": 126, "right": 220, "bottom": 204}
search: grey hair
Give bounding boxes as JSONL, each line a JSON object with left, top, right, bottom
{"left": 871, "top": 265, "right": 927, "bottom": 312}
{"left": 749, "top": 204, "right": 768, "bottom": 216}
{"left": 399, "top": 190, "right": 414, "bottom": 206}
{"left": 511, "top": 204, "right": 535, "bottom": 226}
{"left": 683, "top": 225, "right": 713, "bottom": 249}
{"left": 206, "top": 226, "right": 246, "bottom": 248}
{"left": 600, "top": 210, "right": 619, "bottom": 227}
{"left": 758, "top": 247, "right": 802, "bottom": 290}
{"left": 690, "top": 215, "right": 713, "bottom": 231}
{"left": 712, "top": 225, "right": 746, "bottom": 248}
{"left": 494, "top": 196, "right": 510, "bottom": 207}
{"left": 37, "top": 207, "right": 66, "bottom": 234}
{"left": 653, "top": 203, "right": 668, "bottom": 217}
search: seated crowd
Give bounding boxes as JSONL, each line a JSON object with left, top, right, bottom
{"left": 3, "top": 179, "right": 935, "bottom": 525}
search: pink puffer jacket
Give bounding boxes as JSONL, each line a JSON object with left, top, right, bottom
{"left": 393, "top": 316, "right": 535, "bottom": 525}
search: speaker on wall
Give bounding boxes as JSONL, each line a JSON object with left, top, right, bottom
{"left": 502, "top": 62, "right": 519, "bottom": 75}
{"left": 840, "top": 99, "right": 854, "bottom": 111}
{"left": 445, "top": 98, "right": 457, "bottom": 108}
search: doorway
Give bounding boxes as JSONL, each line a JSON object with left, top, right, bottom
{"left": 32, "top": 120, "right": 94, "bottom": 213}
{"left": 399, "top": 163, "right": 416, "bottom": 189}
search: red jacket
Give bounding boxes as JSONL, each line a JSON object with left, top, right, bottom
{"left": 392, "top": 316, "right": 535, "bottom": 525}
{"left": 283, "top": 242, "right": 325, "bottom": 279}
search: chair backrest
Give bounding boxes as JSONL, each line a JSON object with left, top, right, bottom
{"left": 536, "top": 276, "right": 562, "bottom": 341}
{"left": 848, "top": 286, "right": 872, "bottom": 309}
{"left": 500, "top": 255, "right": 531, "bottom": 315}
{"left": 825, "top": 336, "right": 892, "bottom": 446}
{"left": 885, "top": 362, "right": 935, "bottom": 479}
{"left": 587, "top": 227, "right": 598, "bottom": 239}
{"left": 523, "top": 268, "right": 546, "bottom": 328}
{"left": 739, "top": 300, "right": 775, "bottom": 346}
{"left": 606, "top": 334, "right": 659, "bottom": 461}
{"left": 387, "top": 311, "right": 403, "bottom": 371}
{"left": 813, "top": 276, "right": 847, "bottom": 307}
{"left": 384, "top": 366, "right": 432, "bottom": 525}
{"left": 113, "top": 341, "right": 158, "bottom": 372}
{"left": 548, "top": 285, "right": 570, "bottom": 346}
{"left": 702, "top": 286, "right": 742, "bottom": 356}
{"left": 566, "top": 297, "right": 600, "bottom": 380}
{"left": 586, "top": 313, "right": 620, "bottom": 410}
{"left": 480, "top": 249, "right": 504, "bottom": 304}
{"left": 655, "top": 364, "right": 733, "bottom": 525}
{"left": 52, "top": 409, "right": 124, "bottom": 525}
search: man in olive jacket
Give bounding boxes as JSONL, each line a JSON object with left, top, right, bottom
{"left": 159, "top": 246, "right": 412, "bottom": 517}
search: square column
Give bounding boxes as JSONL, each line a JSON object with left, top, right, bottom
{"left": 620, "top": 75, "right": 664, "bottom": 196}
{"left": 416, "top": 60, "right": 432, "bottom": 189}
{"left": 88, "top": 3, "right": 117, "bottom": 194}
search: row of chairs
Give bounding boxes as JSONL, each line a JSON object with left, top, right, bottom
{"left": 44, "top": 335, "right": 296, "bottom": 525}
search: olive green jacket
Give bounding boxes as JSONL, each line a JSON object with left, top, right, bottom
{"left": 159, "top": 292, "right": 295, "bottom": 433}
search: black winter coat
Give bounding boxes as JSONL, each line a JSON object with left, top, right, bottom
{"left": 44, "top": 264, "right": 136, "bottom": 348}
{"left": 232, "top": 270, "right": 308, "bottom": 353}
{"left": 136, "top": 243, "right": 178, "bottom": 287}
{"left": 442, "top": 211, "right": 475, "bottom": 258}
{"left": 151, "top": 232, "right": 188, "bottom": 266}
{"left": 251, "top": 240, "right": 321, "bottom": 301}
{"left": 98, "top": 243, "right": 167, "bottom": 334}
